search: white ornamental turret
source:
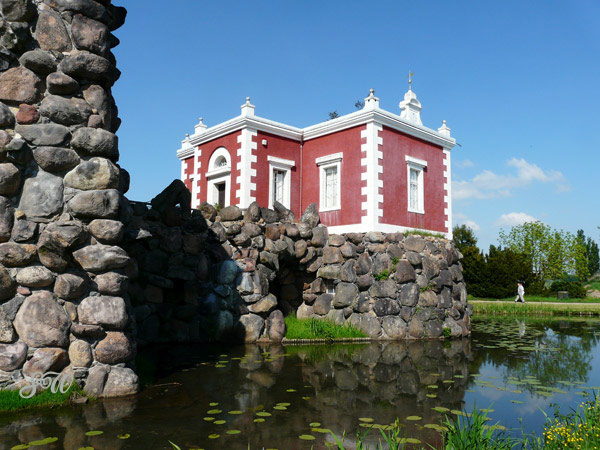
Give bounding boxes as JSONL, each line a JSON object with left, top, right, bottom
{"left": 399, "top": 72, "right": 422, "bottom": 126}
{"left": 363, "top": 88, "right": 380, "bottom": 110}
{"left": 241, "top": 96, "right": 255, "bottom": 117}
{"left": 194, "top": 117, "right": 207, "bottom": 136}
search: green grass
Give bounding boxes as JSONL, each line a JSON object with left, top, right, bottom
{"left": 284, "top": 315, "right": 367, "bottom": 340}
{"left": 471, "top": 300, "right": 600, "bottom": 316}
{"left": 0, "top": 383, "right": 83, "bottom": 412}
{"left": 585, "top": 280, "right": 600, "bottom": 291}
{"left": 471, "top": 295, "right": 600, "bottom": 304}
{"left": 404, "top": 229, "right": 445, "bottom": 238}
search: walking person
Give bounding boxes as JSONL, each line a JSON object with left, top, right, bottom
{"left": 514, "top": 282, "right": 525, "bottom": 303}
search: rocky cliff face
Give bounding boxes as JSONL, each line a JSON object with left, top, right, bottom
{"left": 0, "top": 0, "right": 138, "bottom": 397}
{"left": 126, "top": 195, "right": 471, "bottom": 346}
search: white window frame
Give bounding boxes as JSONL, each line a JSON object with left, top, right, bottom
{"left": 267, "top": 156, "right": 295, "bottom": 209}
{"left": 316, "top": 152, "right": 343, "bottom": 212}
{"left": 406, "top": 155, "right": 427, "bottom": 214}
{"left": 206, "top": 147, "right": 231, "bottom": 208}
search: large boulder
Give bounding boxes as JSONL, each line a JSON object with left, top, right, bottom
{"left": 0, "top": 309, "right": 15, "bottom": 343}
{"left": 1, "top": 0, "right": 36, "bottom": 21}
{"left": 0, "top": 67, "right": 43, "bottom": 104}
{"left": 46, "top": 72, "right": 79, "bottom": 95}
{"left": 0, "top": 242, "right": 36, "bottom": 266}
{"left": 68, "top": 339, "right": 92, "bottom": 367}
{"left": 33, "top": 146, "right": 80, "bottom": 173}
{"left": 71, "top": 13, "right": 109, "bottom": 55}
{"left": 266, "top": 309, "right": 285, "bottom": 341}
{"left": 39, "top": 94, "right": 92, "bottom": 126}
{"left": 13, "top": 291, "right": 71, "bottom": 347}
{"left": 0, "top": 265, "right": 16, "bottom": 300}
{"left": 94, "top": 331, "right": 133, "bottom": 364}
{"left": 88, "top": 219, "right": 124, "bottom": 244}
{"left": 54, "top": 272, "right": 88, "bottom": 299}
{"left": 68, "top": 189, "right": 120, "bottom": 218}
{"left": 23, "top": 347, "right": 68, "bottom": 377}
{"left": 58, "top": 50, "right": 119, "bottom": 83}
{"left": 236, "top": 313, "right": 264, "bottom": 342}
{"left": 19, "top": 50, "right": 57, "bottom": 76}
{"left": 0, "top": 197, "right": 13, "bottom": 243}
{"left": 332, "top": 282, "right": 358, "bottom": 308}
{"left": 77, "top": 295, "right": 128, "bottom": 328}
{"left": 0, "top": 340, "right": 27, "bottom": 371}
{"left": 0, "top": 102, "right": 15, "bottom": 128}
{"left": 247, "top": 294, "right": 277, "bottom": 314}
{"left": 73, "top": 244, "right": 129, "bottom": 272}
{"left": 64, "top": 157, "right": 119, "bottom": 190}
{"left": 301, "top": 202, "right": 320, "bottom": 228}
{"left": 102, "top": 366, "right": 139, "bottom": 397}
{"left": 15, "top": 124, "right": 70, "bottom": 146}
{"left": 0, "top": 163, "right": 20, "bottom": 196}
{"left": 35, "top": 8, "right": 72, "bottom": 52}
{"left": 70, "top": 127, "right": 118, "bottom": 159}
{"left": 218, "top": 205, "right": 242, "bottom": 221}
{"left": 16, "top": 265, "right": 54, "bottom": 288}
{"left": 18, "top": 169, "right": 64, "bottom": 220}
{"left": 84, "top": 364, "right": 108, "bottom": 397}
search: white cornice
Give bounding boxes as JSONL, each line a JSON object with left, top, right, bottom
{"left": 189, "top": 115, "right": 302, "bottom": 147}
{"left": 180, "top": 107, "right": 456, "bottom": 160}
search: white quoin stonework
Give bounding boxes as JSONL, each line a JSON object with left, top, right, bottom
{"left": 361, "top": 122, "right": 384, "bottom": 230}
{"left": 236, "top": 128, "right": 257, "bottom": 208}
{"left": 443, "top": 149, "right": 452, "bottom": 239}
{"left": 192, "top": 145, "right": 201, "bottom": 209}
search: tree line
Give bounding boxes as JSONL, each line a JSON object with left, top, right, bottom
{"left": 453, "top": 222, "right": 599, "bottom": 299}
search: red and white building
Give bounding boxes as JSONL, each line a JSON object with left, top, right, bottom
{"left": 177, "top": 86, "right": 456, "bottom": 238}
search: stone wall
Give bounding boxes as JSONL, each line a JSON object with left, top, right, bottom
{"left": 125, "top": 194, "right": 471, "bottom": 346}
{"left": 0, "top": 0, "right": 138, "bottom": 397}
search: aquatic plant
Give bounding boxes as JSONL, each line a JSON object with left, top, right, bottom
{"left": 284, "top": 315, "right": 367, "bottom": 340}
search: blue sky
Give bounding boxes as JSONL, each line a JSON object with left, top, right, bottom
{"left": 112, "top": 0, "right": 600, "bottom": 249}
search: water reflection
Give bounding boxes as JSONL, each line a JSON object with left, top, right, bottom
{"left": 0, "top": 318, "right": 599, "bottom": 449}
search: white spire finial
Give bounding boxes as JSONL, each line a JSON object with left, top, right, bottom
{"left": 438, "top": 120, "right": 451, "bottom": 137}
{"left": 364, "top": 88, "right": 379, "bottom": 110}
{"left": 399, "top": 74, "right": 422, "bottom": 126}
{"left": 194, "top": 117, "right": 207, "bottom": 135}
{"left": 241, "top": 96, "right": 255, "bottom": 116}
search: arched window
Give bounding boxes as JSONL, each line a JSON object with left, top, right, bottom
{"left": 206, "top": 147, "right": 231, "bottom": 209}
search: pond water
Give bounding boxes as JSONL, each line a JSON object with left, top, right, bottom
{"left": 1, "top": 316, "right": 600, "bottom": 449}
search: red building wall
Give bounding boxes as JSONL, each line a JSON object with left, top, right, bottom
{"left": 193, "top": 131, "right": 241, "bottom": 206}
{"left": 253, "top": 131, "right": 301, "bottom": 217}
{"left": 301, "top": 125, "right": 365, "bottom": 227}
{"left": 380, "top": 126, "right": 447, "bottom": 233}
{"left": 182, "top": 155, "right": 194, "bottom": 193}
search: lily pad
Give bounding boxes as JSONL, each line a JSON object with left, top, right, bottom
{"left": 256, "top": 412, "right": 272, "bottom": 417}
{"left": 208, "top": 434, "right": 220, "bottom": 439}
{"left": 254, "top": 418, "right": 265, "bottom": 423}
{"left": 309, "top": 422, "right": 321, "bottom": 427}
{"left": 406, "top": 416, "right": 422, "bottom": 421}
{"left": 207, "top": 409, "right": 222, "bottom": 414}
{"left": 214, "top": 420, "right": 226, "bottom": 425}
{"left": 85, "top": 431, "right": 103, "bottom": 436}
{"left": 29, "top": 437, "right": 59, "bottom": 445}
{"left": 359, "top": 418, "right": 374, "bottom": 423}
{"left": 286, "top": 389, "right": 297, "bottom": 392}
{"left": 204, "top": 417, "right": 215, "bottom": 421}
{"left": 273, "top": 406, "right": 287, "bottom": 410}
{"left": 299, "top": 435, "right": 315, "bottom": 440}
{"left": 228, "top": 410, "right": 243, "bottom": 415}
{"left": 426, "top": 394, "right": 437, "bottom": 398}
{"left": 117, "top": 434, "right": 130, "bottom": 439}
{"left": 432, "top": 407, "right": 449, "bottom": 413}
{"left": 226, "top": 430, "right": 241, "bottom": 435}
{"left": 10, "top": 445, "right": 31, "bottom": 450}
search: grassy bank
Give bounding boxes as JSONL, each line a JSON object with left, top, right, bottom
{"left": 0, "top": 383, "right": 84, "bottom": 413}
{"left": 470, "top": 300, "right": 600, "bottom": 316}
{"left": 284, "top": 316, "right": 367, "bottom": 340}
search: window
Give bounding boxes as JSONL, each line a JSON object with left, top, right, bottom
{"left": 325, "top": 279, "right": 336, "bottom": 294}
{"left": 267, "top": 156, "right": 295, "bottom": 209}
{"left": 206, "top": 147, "right": 231, "bottom": 208}
{"left": 272, "top": 169, "right": 285, "bottom": 205}
{"left": 406, "top": 155, "right": 427, "bottom": 214}
{"left": 316, "top": 152, "right": 342, "bottom": 212}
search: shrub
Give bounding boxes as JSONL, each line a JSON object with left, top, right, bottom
{"left": 549, "top": 280, "right": 587, "bottom": 298}
{"left": 374, "top": 269, "right": 389, "bottom": 281}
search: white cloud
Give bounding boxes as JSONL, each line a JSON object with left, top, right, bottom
{"left": 456, "top": 159, "right": 475, "bottom": 169}
{"left": 494, "top": 212, "right": 538, "bottom": 227}
{"left": 452, "top": 158, "right": 567, "bottom": 201}
{"left": 454, "top": 212, "right": 480, "bottom": 231}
